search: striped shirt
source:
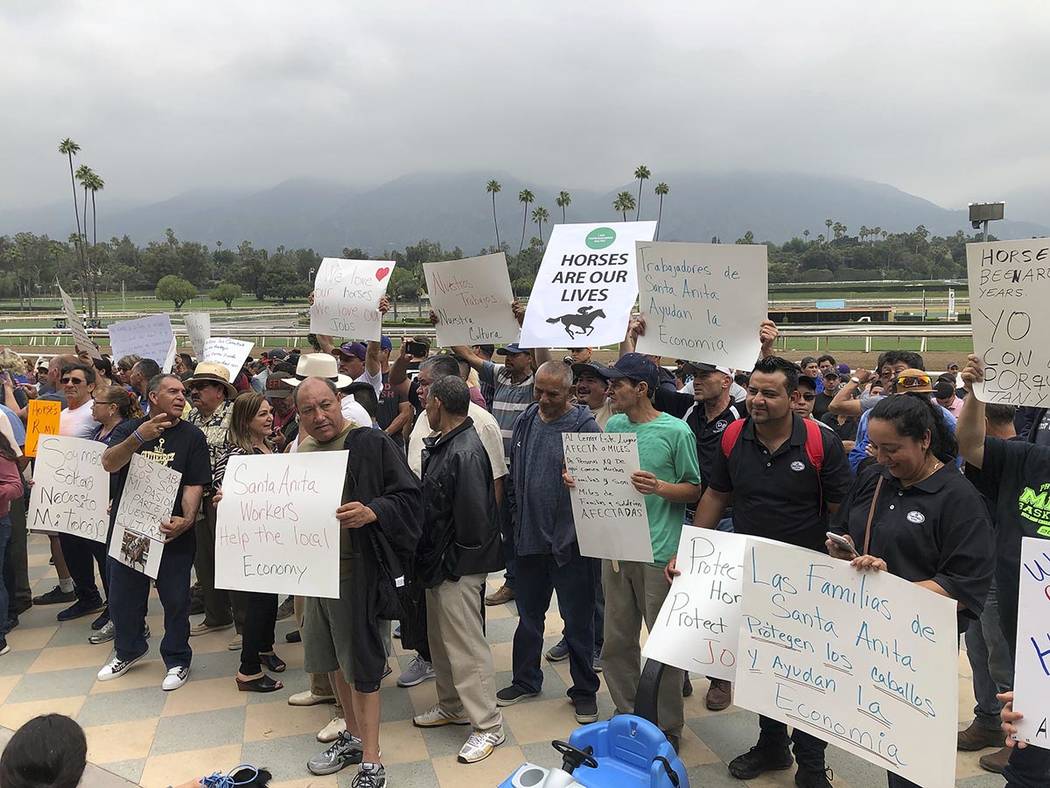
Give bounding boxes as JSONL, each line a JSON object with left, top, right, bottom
{"left": 480, "top": 360, "right": 534, "bottom": 464}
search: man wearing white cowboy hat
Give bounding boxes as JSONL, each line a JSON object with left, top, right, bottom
{"left": 285, "top": 353, "right": 372, "bottom": 445}
{"left": 184, "top": 362, "right": 241, "bottom": 640}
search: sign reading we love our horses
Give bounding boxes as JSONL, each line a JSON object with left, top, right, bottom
{"left": 310, "top": 258, "right": 396, "bottom": 341}
{"left": 520, "top": 222, "right": 656, "bottom": 348}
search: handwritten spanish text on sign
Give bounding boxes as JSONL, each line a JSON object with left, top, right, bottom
{"left": 520, "top": 222, "right": 656, "bottom": 348}
{"left": 214, "top": 451, "right": 346, "bottom": 599}
{"left": 201, "top": 337, "right": 254, "bottom": 384}
{"left": 310, "top": 258, "right": 395, "bottom": 341}
{"left": 184, "top": 313, "right": 211, "bottom": 357}
{"left": 108, "top": 454, "right": 181, "bottom": 579}
{"left": 967, "top": 238, "right": 1050, "bottom": 406}
{"left": 59, "top": 285, "right": 101, "bottom": 359}
{"left": 1012, "top": 537, "right": 1050, "bottom": 749}
{"left": 28, "top": 436, "right": 109, "bottom": 542}
{"left": 108, "top": 313, "right": 176, "bottom": 372}
{"left": 424, "top": 253, "right": 520, "bottom": 347}
{"left": 635, "top": 242, "right": 767, "bottom": 371}
{"left": 562, "top": 432, "right": 653, "bottom": 563}
{"left": 642, "top": 528, "right": 750, "bottom": 681}
{"left": 734, "top": 539, "right": 958, "bottom": 788}
{"left": 25, "top": 399, "right": 61, "bottom": 457}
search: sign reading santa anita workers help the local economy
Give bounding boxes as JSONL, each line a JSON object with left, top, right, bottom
{"left": 520, "top": 222, "right": 656, "bottom": 348}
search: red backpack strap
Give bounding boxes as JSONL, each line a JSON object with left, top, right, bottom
{"left": 802, "top": 418, "right": 825, "bottom": 473}
{"left": 720, "top": 418, "right": 746, "bottom": 458}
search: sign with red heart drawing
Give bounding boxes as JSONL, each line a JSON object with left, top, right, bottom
{"left": 309, "top": 257, "right": 396, "bottom": 341}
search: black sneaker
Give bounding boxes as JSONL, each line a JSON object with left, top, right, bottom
{"left": 795, "top": 766, "right": 833, "bottom": 788}
{"left": 683, "top": 675, "right": 693, "bottom": 697}
{"left": 4, "top": 617, "right": 17, "bottom": 632}
{"left": 286, "top": 630, "right": 302, "bottom": 643}
{"left": 32, "top": 586, "right": 76, "bottom": 606}
{"left": 90, "top": 609, "right": 110, "bottom": 631}
{"left": 573, "top": 696, "right": 599, "bottom": 724}
{"left": 728, "top": 743, "right": 794, "bottom": 779}
{"left": 496, "top": 685, "right": 540, "bottom": 707}
{"left": 57, "top": 597, "right": 105, "bottom": 622}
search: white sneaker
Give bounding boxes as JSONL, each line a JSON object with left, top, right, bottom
{"left": 457, "top": 728, "right": 506, "bottom": 763}
{"left": 317, "top": 716, "right": 347, "bottom": 743}
{"left": 162, "top": 665, "right": 190, "bottom": 691}
{"left": 412, "top": 704, "right": 471, "bottom": 728}
{"left": 97, "top": 651, "right": 146, "bottom": 681}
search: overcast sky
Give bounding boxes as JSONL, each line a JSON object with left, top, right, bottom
{"left": 2, "top": 1, "right": 1047, "bottom": 211}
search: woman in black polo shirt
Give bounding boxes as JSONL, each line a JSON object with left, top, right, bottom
{"left": 827, "top": 393, "right": 994, "bottom": 788}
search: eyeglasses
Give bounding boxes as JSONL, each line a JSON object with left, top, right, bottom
{"left": 801, "top": 393, "right": 816, "bottom": 401}
{"left": 60, "top": 377, "right": 86, "bottom": 385}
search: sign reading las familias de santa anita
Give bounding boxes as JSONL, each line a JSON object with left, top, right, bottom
{"left": 519, "top": 221, "right": 656, "bottom": 348}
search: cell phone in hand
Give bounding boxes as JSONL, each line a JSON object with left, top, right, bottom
{"left": 405, "top": 340, "right": 429, "bottom": 357}
{"left": 826, "top": 531, "right": 858, "bottom": 558}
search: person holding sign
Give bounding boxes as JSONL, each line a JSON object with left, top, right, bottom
{"left": 97, "top": 374, "right": 211, "bottom": 692}
{"left": 566, "top": 353, "right": 700, "bottom": 753}
{"left": 955, "top": 355, "right": 1050, "bottom": 787}
{"left": 827, "top": 392, "right": 995, "bottom": 788}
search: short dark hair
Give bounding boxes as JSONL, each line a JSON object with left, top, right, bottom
{"left": 883, "top": 350, "right": 925, "bottom": 371}
{"left": 799, "top": 356, "right": 818, "bottom": 367}
{"left": 870, "top": 393, "right": 957, "bottom": 464}
{"left": 134, "top": 358, "right": 162, "bottom": 380}
{"left": 429, "top": 375, "right": 470, "bottom": 416}
{"left": 0, "top": 714, "right": 87, "bottom": 788}
{"left": 796, "top": 374, "right": 817, "bottom": 392}
{"left": 60, "top": 362, "right": 96, "bottom": 385}
{"left": 92, "top": 356, "right": 113, "bottom": 377}
{"left": 751, "top": 356, "right": 801, "bottom": 394}
{"left": 147, "top": 373, "right": 182, "bottom": 396}
{"left": 985, "top": 403, "right": 1017, "bottom": 428}
{"left": 817, "top": 354, "right": 836, "bottom": 366}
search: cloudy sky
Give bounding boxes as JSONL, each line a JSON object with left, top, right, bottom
{"left": 2, "top": 1, "right": 1047, "bottom": 211}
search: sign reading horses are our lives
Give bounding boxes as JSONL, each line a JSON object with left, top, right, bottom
{"left": 520, "top": 222, "right": 656, "bottom": 348}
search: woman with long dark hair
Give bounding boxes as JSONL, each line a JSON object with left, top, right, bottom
{"left": 213, "top": 392, "right": 285, "bottom": 692}
{"left": 0, "top": 431, "right": 25, "bottom": 656}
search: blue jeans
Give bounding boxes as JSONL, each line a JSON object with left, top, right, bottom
{"left": 58, "top": 532, "right": 108, "bottom": 604}
{"left": 0, "top": 515, "right": 11, "bottom": 638}
{"left": 965, "top": 580, "right": 1014, "bottom": 730}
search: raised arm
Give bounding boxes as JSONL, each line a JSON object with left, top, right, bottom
{"left": 828, "top": 368, "right": 871, "bottom": 417}
{"left": 620, "top": 316, "right": 643, "bottom": 357}
{"left": 957, "top": 354, "right": 986, "bottom": 469}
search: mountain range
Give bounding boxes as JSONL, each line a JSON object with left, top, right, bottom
{"left": 2, "top": 171, "right": 1047, "bottom": 255}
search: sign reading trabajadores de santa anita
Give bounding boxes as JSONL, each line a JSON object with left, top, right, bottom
{"left": 519, "top": 221, "right": 656, "bottom": 348}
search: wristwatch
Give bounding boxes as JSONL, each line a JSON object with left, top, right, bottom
{"left": 850, "top": 377, "right": 862, "bottom": 385}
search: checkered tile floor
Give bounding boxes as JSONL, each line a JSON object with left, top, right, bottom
{"left": 0, "top": 535, "right": 1007, "bottom": 787}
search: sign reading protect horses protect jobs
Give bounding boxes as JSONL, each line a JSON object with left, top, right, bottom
{"left": 520, "top": 222, "right": 656, "bottom": 348}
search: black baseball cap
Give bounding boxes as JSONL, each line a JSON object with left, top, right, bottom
{"left": 496, "top": 343, "right": 528, "bottom": 356}
{"left": 571, "top": 361, "right": 613, "bottom": 380}
{"left": 599, "top": 352, "right": 659, "bottom": 391}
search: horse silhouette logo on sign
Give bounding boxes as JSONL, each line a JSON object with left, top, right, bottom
{"left": 546, "top": 306, "right": 607, "bottom": 340}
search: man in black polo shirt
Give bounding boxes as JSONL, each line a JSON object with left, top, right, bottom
{"left": 675, "top": 356, "right": 851, "bottom": 788}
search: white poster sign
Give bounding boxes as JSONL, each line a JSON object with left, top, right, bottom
{"left": 108, "top": 314, "right": 176, "bottom": 372}
{"left": 735, "top": 539, "right": 958, "bottom": 788}
{"left": 108, "top": 454, "right": 181, "bottom": 579}
{"left": 424, "top": 253, "right": 520, "bottom": 347}
{"left": 310, "top": 257, "right": 395, "bottom": 341}
{"left": 59, "top": 285, "right": 101, "bottom": 359}
{"left": 520, "top": 222, "right": 656, "bottom": 348}
{"left": 184, "top": 313, "right": 211, "bottom": 357}
{"left": 967, "top": 238, "right": 1050, "bottom": 405}
{"left": 562, "top": 432, "right": 653, "bottom": 563}
{"left": 1012, "top": 536, "right": 1050, "bottom": 749}
{"left": 28, "top": 435, "right": 109, "bottom": 542}
{"left": 642, "top": 527, "right": 749, "bottom": 681}
{"left": 635, "top": 242, "right": 767, "bottom": 370}
{"left": 201, "top": 337, "right": 254, "bottom": 384}
{"left": 214, "top": 451, "right": 347, "bottom": 599}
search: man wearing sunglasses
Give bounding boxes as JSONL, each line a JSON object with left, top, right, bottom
{"left": 59, "top": 363, "right": 99, "bottom": 439}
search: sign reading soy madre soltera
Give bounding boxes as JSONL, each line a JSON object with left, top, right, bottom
{"left": 967, "top": 237, "right": 1050, "bottom": 405}
{"left": 735, "top": 539, "right": 958, "bottom": 788}
{"left": 215, "top": 451, "right": 347, "bottom": 599}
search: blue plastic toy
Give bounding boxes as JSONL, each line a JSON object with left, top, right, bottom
{"left": 499, "top": 661, "right": 689, "bottom": 788}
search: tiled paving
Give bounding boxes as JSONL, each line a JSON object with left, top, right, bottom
{"left": 1, "top": 535, "right": 1007, "bottom": 787}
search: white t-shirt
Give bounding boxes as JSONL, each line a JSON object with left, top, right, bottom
{"left": 407, "top": 403, "right": 507, "bottom": 480}
{"left": 59, "top": 399, "right": 98, "bottom": 439}
{"left": 353, "top": 367, "right": 383, "bottom": 399}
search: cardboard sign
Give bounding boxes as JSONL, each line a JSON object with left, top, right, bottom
{"left": 635, "top": 242, "right": 767, "bottom": 370}
{"left": 108, "top": 313, "right": 177, "bottom": 372}
{"left": 424, "top": 253, "right": 520, "bottom": 347}
{"left": 25, "top": 399, "right": 61, "bottom": 457}
{"left": 59, "top": 285, "right": 101, "bottom": 359}
{"left": 28, "top": 435, "right": 109, "bottom": 542}
{"left": 184, "top": 313, "right": 211, "bottom": 357}
{"left": 201, "top": 337, "right": 253, "bottom": 385}
{"left": 967, "top": 238, "right": 1050, "bottom": 405}
{"left": 1012, "top": 536, "right": 1050, "bottom": 749}
{"left": 108, "top": 454, "right": 181, "bottom": 579}
{"left": 561, "top": 432, "right": 653, "bottom": 563}
{"left": 214, "top": 451, "right": 347, "bottom": 599}
{"left": 520, "top": 222, "right": 656, "bottom": 348}
{"left": 310, "top": 257, "right": 395, "bottom": 341}
{"left": 735, "top": 539, "right": 958, "bottom": 788}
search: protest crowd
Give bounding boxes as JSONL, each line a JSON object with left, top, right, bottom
{"left": 0, "top": 272, "right": 1047, "bottom": 788}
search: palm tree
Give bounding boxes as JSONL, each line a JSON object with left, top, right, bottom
{"left": 803, "top": 229, "right": 810, "bottom": 240}
{"left": 654, "top": 182, "right": 669, "bottom": 239}
{"left": 555, "top": 191, "right": 571, "bottom": 223}
{"left": 633, "top": 165, "right": 651, "bottom": 219}
{"left": 532, "top": 206, "right": 550, "bottom": 244}
{"left": 86, "top": 171, "right": 105, "bottom": 318}
{"left": 517, "top": 189, "right": 534, "bottom": 251}
{"left": 613, "top": 191, "right": 636, "bottom": 222}
{"left": 58, "top": 138, "right": 85, "bottom": 269}
{"left": 824, "top": 218, "right": 833, "bottom": 243}
{"left": 486, "top": 180, "right": 502, "bottom": 249}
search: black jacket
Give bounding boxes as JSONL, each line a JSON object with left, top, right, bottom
{"left": 418, "top": 417, "right": 503, "bottom": 587}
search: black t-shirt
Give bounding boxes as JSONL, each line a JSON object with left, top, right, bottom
{"left": 108, "top": 417, "right": 212, "bottom": 540}
{"left": 376, "top": 372, "right": 405, "bottom": 434}
{"left": 1035, "top": 411, "right": 1050, "bottom": 447}
{"left": 0, "top": 387, "right": 28, "bottom": 410}
{"left": 967, "top": 437, "right": 1050, "bottom": 641}
{"left": 834, "top": 464, "right": 993, "bottom": 623}
{"left": 707, "top": 414, "right": 852, "bottom": 551}
{"left": 683, "top": 400, "right": 747, "bottom": 493}
{"left": 820, "top": 411, "right": 858, "bottom": 442}
{"left": 813, "top": 391, "right": 834, "bottom": 420}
